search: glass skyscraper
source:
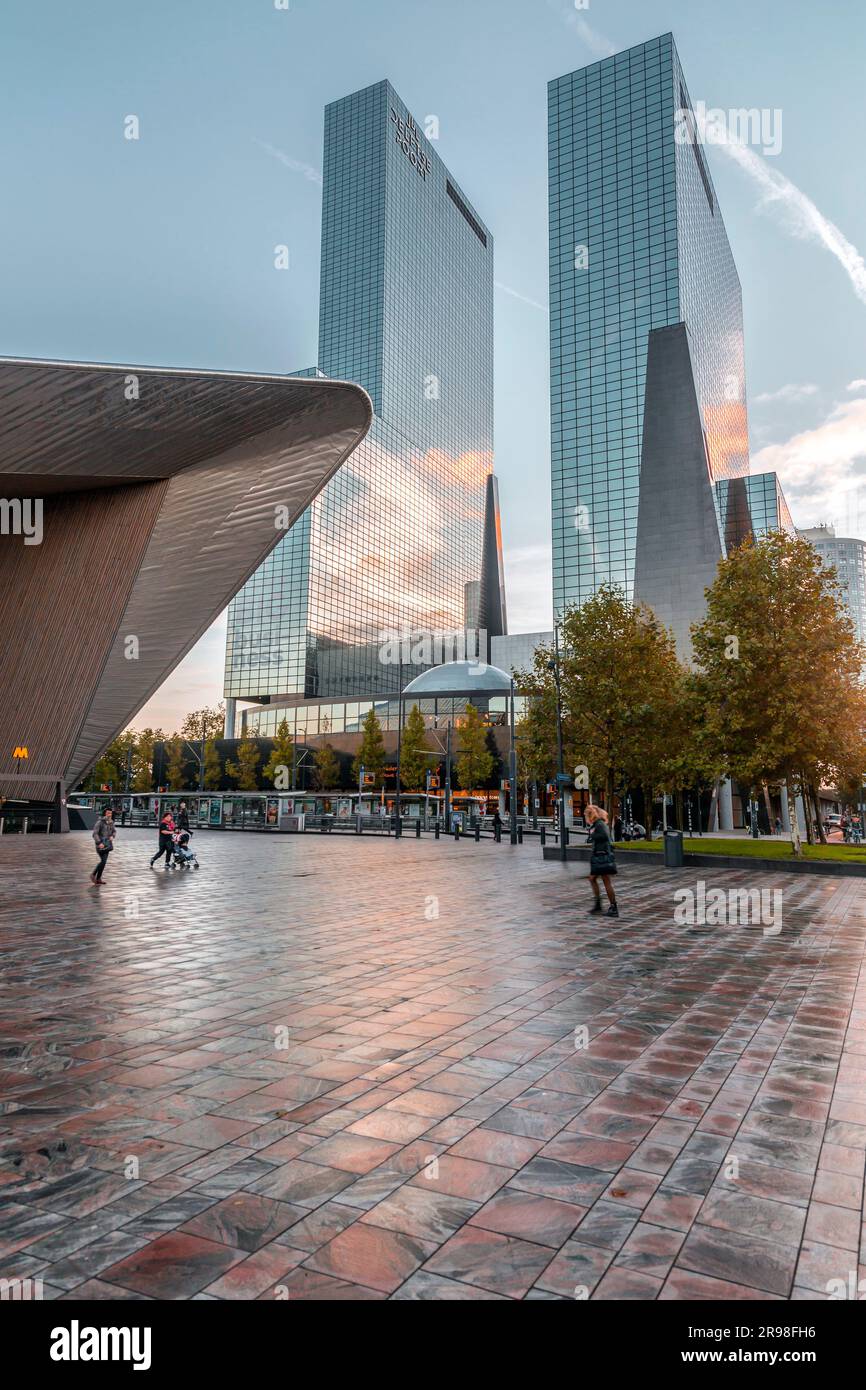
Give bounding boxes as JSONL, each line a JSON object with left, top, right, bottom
{"left": 225, "top": 80, "right": 496, "bottom": 717}
{"left": 548, "top": 33, "right": 749, "bottom": 619}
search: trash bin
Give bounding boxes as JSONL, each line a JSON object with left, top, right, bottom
{"left": 664, "top": 829, "right": 684, "bottom": 867}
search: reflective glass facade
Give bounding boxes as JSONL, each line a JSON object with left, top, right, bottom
{"left": 716, "top": 472, "right": 795, "bottom": 553}
{"left": 239, "top": 695, "right": 517, "bottom": 737}
{"left": 549, "top": 34, "right": 748, "bottom": 614}
{"left": 226, "top": 80, "right": 494, "bottom": 705}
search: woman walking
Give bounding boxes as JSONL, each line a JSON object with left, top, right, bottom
{"left": 585, "top": 805, "right": 618, "bottom": 917}
{"left": 90, "top": 807, "right": 116, "bottom": 885}
{"left": 150, "top": 807, "right": 176, "bottom": 870}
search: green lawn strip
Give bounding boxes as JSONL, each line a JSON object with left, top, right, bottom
{"left": 618, "top": 838, "right": 866, "bottom": 863}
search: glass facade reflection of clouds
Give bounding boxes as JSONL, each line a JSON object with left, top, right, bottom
{"left": 549, "top": 33, "right": 749, "bottom": 615}
{"left": 225, "top": 80, "right": 493, "bottom": 706}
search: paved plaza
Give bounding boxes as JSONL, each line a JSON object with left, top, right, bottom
{"left": 1, "top": 828, "right": 865, "bottom": 1301}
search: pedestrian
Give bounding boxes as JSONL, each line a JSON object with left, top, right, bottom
{"left": 90, "top": 807, "right": 116, "bottom": 886}
{"left": 150, "top": 807, "right": 176, "bottom": 870}
{"left": 492, "top": 809, "right": 503, "bottom": 832}
{"left": 176, "top": 801, "right": 190, "bottom": 832}
{"left": 585, "top": 805, "right": 618, "bottom": 917}
{"left": 774, "top": 816, "right": 782, "bottom": 836}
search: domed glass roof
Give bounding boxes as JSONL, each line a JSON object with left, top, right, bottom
{"left": 402, "top": 660, "right": 512, "bottom": 697}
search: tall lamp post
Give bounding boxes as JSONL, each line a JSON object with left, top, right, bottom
{"left": 394, "top": 658, "right": 403, "bottom": 838}
{"left": 548, "top": 624, "right": 567, "bottom": 862}
{"left": 509, "top": 677, "right": 519, "bottom": 844}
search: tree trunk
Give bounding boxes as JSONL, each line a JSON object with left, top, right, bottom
{"left": 786, "top": 779, "right": 802, "bottom": 857}
{"left": 605, "top": 769, "right": 615, "bottom": 818}
{"left": 761, "top": 781, "right": 774, "bottom": 834}
{"left": 801, "top": 772, "right": 814, "bottom": 844}
{"left": 643, "top": 786, "right": 653, "bottom": 840}
{"left": 675, "top": 788, "right": 683, "bottom": 832}
{"left": 812, "top": 782, "right": 827, "bottom": 844}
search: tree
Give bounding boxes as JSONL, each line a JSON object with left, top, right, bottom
{"left": 86, "top": 729, "right": 136, "bottom": 792}
{"left": 352, "top": 707, "right": 386, "bottom": 785}
{"left": 691, "top": 529, "right": 866, "bottom": 856}
{"left": 516, "top": 584, "right": 691, "bottom": 816}
{"left": 399, "top": 704, "right": 432, "bottom": 789}
{"left": 225, "top": 738, "right": 261, "bottom": 791}
{"left": 202, "top": 740, "right": 222, "bottom": 790}
{"left": 130, "top": 728, "right": 163, "bottom": 792}
{"left": 312, "top": 742, "right": 341, "bottom": 790}
{"left": 263, "top": 719, "right": 294, "bottom": 789}
{"left": 182, "top": 705, "right": 225, "bottom": 741}
{"left": 165, "top": 737, "right": 188, "bottom": 791}
{"left": 455, "top": 704, "right": 494, "bottom": 790}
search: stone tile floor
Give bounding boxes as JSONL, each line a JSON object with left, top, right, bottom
{"left": 0, "top": 828, "right": 864, "bottom": 1300}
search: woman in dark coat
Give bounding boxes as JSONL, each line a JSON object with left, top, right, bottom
{"left": 585, "top": 805, "right": 618, "bottom": 917}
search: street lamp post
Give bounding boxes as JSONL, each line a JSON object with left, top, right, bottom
{"left": 444, "top": 722, "right": 452, "bottom": 830}
{"left": 509, "top": 677, "right": 518, "bottom": 845}
{"left": 394, "top": 658, "right": 403, "bottom": 838}
{"left": 549, "top": 625, "right": 566, "bottom": 862}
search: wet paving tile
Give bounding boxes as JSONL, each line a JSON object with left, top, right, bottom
{"left": 3, "top": 829, "right": 866, "bottom": 1300}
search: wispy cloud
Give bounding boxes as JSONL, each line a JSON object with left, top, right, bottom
{"left": 705, "top": 123, "right": 866, "bottom": 309}
{"left": 495, "top": 281, "right": 549, "bottom": 314}
{"left": 253, "top": 138, "right": 322, "bottom": 187}
{"left": 546, "top": 0, "right": 616, "bottom": 58}
{"left": 752, "top": 395, "right": 866, "bottom": 532}
{"left": 754, "top": 383, "right": 818, "bottom": 404}
{"left": 847, "top": 379, "right": 866, "bottom": 392}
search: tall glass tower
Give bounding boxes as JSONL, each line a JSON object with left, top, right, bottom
{"left": 548, "top": 33, "right": 749, "bottom": 632}
{"left": 225, "top": 80, "right": 497, "bottom": 715}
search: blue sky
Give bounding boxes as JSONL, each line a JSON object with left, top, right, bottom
{"left": 2, "top": 0, "right": 864, "bottom": 729}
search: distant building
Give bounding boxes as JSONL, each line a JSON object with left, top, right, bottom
{"left": 800, "top": 524, "right": 866, "bottom": 644}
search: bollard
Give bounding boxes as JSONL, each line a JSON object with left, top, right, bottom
{"left": 434, "top": 821, "right": 440, "bottom": 840}
{"left": 540, "top": 825, "right": 546, "bottom": 846}
{"left": 563, "top": 827, "right": 570, "bottom": 847}
{"left": 454, "top": 824, "right": 460, "bottom": 841}
{"left": 474, "top": 823, "right": 480, "bottom": 842}
{"left": 517, "top": 825, "right": 523, "bottom": 844}
{"left": 415, "top": 820, "right": 421, "bottom": 839}
{"left": 494, "top": 823, "right": 501, "bottom": 844}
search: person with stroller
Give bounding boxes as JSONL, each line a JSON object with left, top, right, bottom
{"left": 585, "top": 805, "right": 619, "bottom": 917}
{"left": 150, "top": 807, "right": 176, "bottom": 870}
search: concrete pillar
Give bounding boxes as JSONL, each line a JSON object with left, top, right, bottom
{"left": 719, "top": 777, "right": 734, "bottom": 831}
{"left": 795, "top": 794, "right": 808, "bottom": 837}
{"left": 780, "top": 786, "right": 791, "bottom": 832}
{"left": 52, "top": 780, "right": 69, "bottom": 834}
{"left": 224, "top": 698, "right": 237, "bottom": 739}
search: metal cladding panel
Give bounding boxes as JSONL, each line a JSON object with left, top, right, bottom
{"left": 0, "top": 359, "right": 371, "bottom": 797}
{"left": 0, "top": 481, "right": 169, "bottom": 801}
{"left": 633, "top": 323, "right": 724, "bottom": 663}
{"left": 0, "top": 359, "right": 367, "bottom": 490}
{"left": 68, "top": 417, "right": 364, "bottom": 784}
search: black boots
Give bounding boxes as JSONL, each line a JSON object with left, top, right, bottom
{"left": 589, "top": 898, "right": 603, "bottom": 914}
{"left": 607, "top": 903, "right": 619, "bottom": 917}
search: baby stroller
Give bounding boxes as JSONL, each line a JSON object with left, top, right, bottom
{"left": 172, "top": 829, "right": 199, "bottom": 869}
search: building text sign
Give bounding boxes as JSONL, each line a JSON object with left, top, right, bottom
{"left": 390, "top": 107, "right": 431, "bottom": 182}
